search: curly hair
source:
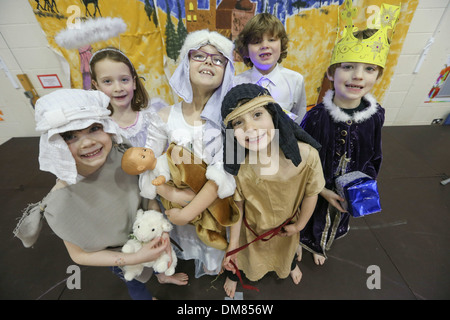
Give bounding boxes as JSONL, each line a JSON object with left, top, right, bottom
{"left": 234, "top": 13, "right": 289, "bottom": 67}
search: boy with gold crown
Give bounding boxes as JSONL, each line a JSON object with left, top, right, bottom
{"left": 299, "top": 0, "right": 400, "bottom": 265}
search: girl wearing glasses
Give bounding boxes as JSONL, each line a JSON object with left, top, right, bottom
{"left": 142, "top": 30, "right": 238, "bottom": 278}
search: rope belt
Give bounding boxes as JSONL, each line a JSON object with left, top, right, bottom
{"left": 225, "top": 208, "right": 299, "bottom": 292}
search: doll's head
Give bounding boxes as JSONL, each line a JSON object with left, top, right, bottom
{"left": 235, "top": 13, "right": 288, "bottom": 68}
{"left": 121, "top": 147, "right": 157, "bottom": 175}
{"left": 34, "top": 89, "right": 122, "bottom": 184}
{"left": 89, "top": 47, "right": 149, "bottom": 114}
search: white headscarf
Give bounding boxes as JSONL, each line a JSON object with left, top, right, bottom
{"left": 169, "top": 29, "right": 234, "bottom": 130}
{"left": 168, "top": 30, "right": 234, "bottom": 167}
{"left": 35, "top": 89, "right": 122, "bottom": 185}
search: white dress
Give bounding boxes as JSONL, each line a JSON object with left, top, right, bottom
{"left": 145, "top": 102, "right": 233, "bottom": 277}
{"left": 116, "top": 108, "right": 153, "bottom": 147}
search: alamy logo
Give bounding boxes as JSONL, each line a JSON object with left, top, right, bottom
{"left": 66, "top": 5, "right": 81, "bottom": 29}
{"left": 366, "top": 265, "right": 381, "bottom": 289}
{"left": 66, "top": 265, "right": 81, "bottom": 290}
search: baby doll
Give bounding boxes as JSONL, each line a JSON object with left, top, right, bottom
{"left": 160, "top": 143, "right": 240, "bottom": 251}
{"left": 121, "top": 145, "right": 239, "bottom": 251}
{"left": 121, "top": 147, "right": 170, "bottom": 199}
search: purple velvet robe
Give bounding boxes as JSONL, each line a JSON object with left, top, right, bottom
{"left": 299, "top": 90, "right": 384, "bottom": 257}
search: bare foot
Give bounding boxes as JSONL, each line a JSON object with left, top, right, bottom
{"left": 224, "top": 277, "right": 237, "bottom": 299}
{"left": 290, "top": 265, "right": 303, "bottom": 284}
{"left": 313, "top": 253, "right": 326, "bottom": 265}
{"left": 296, "top": 245, "right": 302, "bottom": 261}
{"left": 156, "top": 272, "right": 189, "bottom": 285}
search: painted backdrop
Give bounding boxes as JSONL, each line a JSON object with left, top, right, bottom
{"left": 28, "top": 0, "right": 418, "bottom": 108}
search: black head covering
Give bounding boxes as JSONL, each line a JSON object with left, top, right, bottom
{"left": 222, "top": 83, "right": 321, "bottom": 175}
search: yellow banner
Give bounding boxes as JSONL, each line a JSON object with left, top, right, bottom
{"left": 28, "top": 0, "right": 417, "bottom": 108}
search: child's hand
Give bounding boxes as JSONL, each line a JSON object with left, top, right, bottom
{"left": 321, "top": 188, "right": 347, "bottom": 212}
{"left": 161, "top": 232, "right": 173, "bottom": 268}
{"left": 279, "top": 223, "right": 300, "bottom": 237}
{"left": 157, "top": 184, "right": 195, "bottom": 207}
{"left": 165, "top": 208, "right": 190, "bottom": 225}
{"left": 222, "top": 249, "right": 238, "bottom": 273}
{"left": 152, "top": 175, "right": 166, "bottom": 186}
{"left": 138, "top": 236, "right": 169, "bottom": 263}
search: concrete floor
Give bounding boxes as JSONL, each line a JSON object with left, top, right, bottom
{"left": 1, "top": 125, "right": 449, "bottom": 301}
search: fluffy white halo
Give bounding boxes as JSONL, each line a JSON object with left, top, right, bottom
{"left": 55, "top": 17, "right": 127, "bottom": 49}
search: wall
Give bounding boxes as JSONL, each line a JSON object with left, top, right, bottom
{"left": 0, "top": 0, "right": 70, "bottom": 145}
{"left": 383, "top": 0, "right": 450, "bottom": 125}
{"left": 0, "top": 0, "right": 449, "bottom": 145}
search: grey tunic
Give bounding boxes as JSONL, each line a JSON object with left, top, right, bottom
{"left": 15, "top": 144, "right": 141, "bottom": 252}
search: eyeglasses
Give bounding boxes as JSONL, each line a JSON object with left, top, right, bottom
{"left": 189, "top": 49, "right": 228, "bottom": 67}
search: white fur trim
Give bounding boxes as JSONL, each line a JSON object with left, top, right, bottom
{"left": 178, "top": 29, "right": 234, "bottom": 63}
{"left": 205, "top": 162, "right": 236, "bottom": 199}
{"left": 323, "top": 90, "right": 379, "bottom": 123}
{"left": 353, "top": 93, "right": 378, "bottom": 123}
{"left": 55, "top": 17, "right": 127, "bottom": 49}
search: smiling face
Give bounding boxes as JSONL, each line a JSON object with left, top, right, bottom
{"left": 231, "top": 106, "right": 275, "bottom": 152}
{"left": 92, "top": 58, "right": 136, "bottom": 111}
{"left": 61, "top": 123, "right": 112, "bottom": 177}
{"left": 189, "top": 44, "right": 226, "bottom": 92}
{"left": 328, "top": 62, "right": 380, "bottom": 108}
{"left": 247, "top": 32, "right": 281, "bottom": 74}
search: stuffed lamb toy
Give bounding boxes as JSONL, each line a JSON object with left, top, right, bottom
{"left": 121, "top": 209, "right": 177, "bottom": 281}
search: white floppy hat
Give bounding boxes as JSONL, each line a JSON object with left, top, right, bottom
{"left": 35, "top": 89, "right": 122, "bottom": 185}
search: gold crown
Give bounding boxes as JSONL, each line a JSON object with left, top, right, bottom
{"left": 330, "top": 0, "right": 401, "bottom": 68}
